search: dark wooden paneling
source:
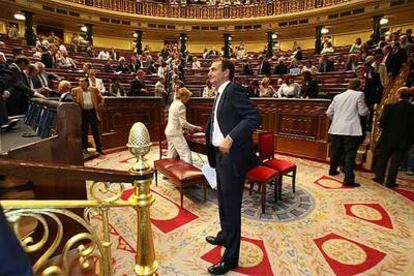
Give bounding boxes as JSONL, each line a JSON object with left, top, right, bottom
{"left": 99, "top": 97, "right": 163, "bottom": 148}
{"left": 186, "top": 98, "right": 330, "bottom": 161}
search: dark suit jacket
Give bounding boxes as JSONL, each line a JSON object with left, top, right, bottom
{"left": 259, "top": 61, "right": 271, "bottom": 75}
{"left": 4, "top": 64, "right": 34, "bottom": 116}
{"left": 387, "top": 48, "right": 407, "bottom": 77}
{"left": 293, "top": 50, "right": 303, "bottom": 60}
{"left": 129, "top": 63, "right": 140, "bottom": 73}
{"left": 41, "top": 52, "right": 54, "bottom": 68}
{"left": 319, "top": 60, "right": 335, "bottom": 72}
{"left": 274, "top": 63, "right": 288, "bottom": 75}
{"left": 242, "top": 64, "right": 253, "bottom": 75}
{"left": 130, "top": 78, "right": 145, "bottom": 96}
{"left": 205, "top": 83, "right": 261, "bottom": 176}
{"left": 378, "top": 100, "right": 414, "bottom": 150}
{"left": 300, "top": 79, "right": 319, "bottom": 98}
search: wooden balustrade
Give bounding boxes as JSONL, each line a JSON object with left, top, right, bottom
{"left": 63, "top": 0, "right": 353, "bottom": 19}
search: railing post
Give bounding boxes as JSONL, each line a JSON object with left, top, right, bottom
{"left": 100, "top": 207, "right": 113, "bottom": 274}
{"left": 127, "top": 122, "right": 158, "bottom": 276}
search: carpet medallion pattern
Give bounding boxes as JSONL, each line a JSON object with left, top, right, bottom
{"left": 86, "top": 148, "right": 414, "bottom": 275}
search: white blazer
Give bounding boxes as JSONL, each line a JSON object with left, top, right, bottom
{"left": 165, "top": 100, "right": 197, "bottom": 136}
{"left": 326, "top": 89, "right": 369, "bottom": 136}
{"left": 89, "top": 78, "right": 105, "bottom": 94}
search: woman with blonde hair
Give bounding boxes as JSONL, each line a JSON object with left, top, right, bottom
{"left": 259, "top": 77, "right": 276, "bottom": 97}
{"left": 165, "top": 87, "right": 203, "bottom": 164}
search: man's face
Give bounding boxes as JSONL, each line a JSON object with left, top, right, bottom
{"left": 80, "top": 79, "right": 88, "bottom": 90}
{"left": 208, "top": 61, "right": 228, "bottom": 88}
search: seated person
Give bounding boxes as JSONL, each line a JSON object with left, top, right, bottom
{"left": 274, "top": 57, "right": 289, "bottom": 75}
{"left": 277, "top": 75, "right": 301, "bottom": 98}
{"left": 259, "top": 77, "right": 276, "bottom": 97}
{"left": 202, "top": 79, "right": 216, "bottom": 97}
{"left": 165, "top": 88, "right": 203, "bottom": 164}
{"left": 109, "top": 76, "right": 125, "bottom": 97}
{"left": 192, "top": 57, "right": 202, "bottom": 69}
{"left": 300, "top": 71, "right": 319, "bottom": 98}
{"left": 289, "top": 59, "right": 301, "bottom": 76}
{"left": 130, "top": 70, "right": 146, "bottom": 96}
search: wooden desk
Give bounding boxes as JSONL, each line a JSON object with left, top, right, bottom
{"left": 186, "top": 98, "right": 330, "bottom": 161}
{"left": 99, "top": 96, "right": 164, "bottom": 149}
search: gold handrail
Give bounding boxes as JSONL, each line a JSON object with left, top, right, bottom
{"left": 363, "top": 64, "right": 410, "bottom": 170}
{"left": 1, "top": 122, "right": 158, "bottom": 276}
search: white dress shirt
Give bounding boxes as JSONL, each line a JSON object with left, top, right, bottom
{"left": 212, "top": 80, "right": 230, "bottom": 147}
{"left": 326, "top": 89, "right": 369, "bottom": 136}
{"left": 83, "top": 89, "right": 94, "bottom": 110}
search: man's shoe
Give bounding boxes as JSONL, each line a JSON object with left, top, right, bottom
{"left": 207, "top": 261, "right": 237, "bottom": 275}
{"left": 343, "top": 182, "right": 360, "bottom": 187}
{"left": 372, "top": 177, "right": 384, "bottom": 184}
{"left": 329, "top": 170, "right": 340, "bottom": 176}
{"left": 97, "top": 150, "right": 106, "bottom": 155}
{"left": 205, "top": 236, "right": 225, "bottom": 246}
{"left": 385, "top": 183, "right": 397, "bottom": 188}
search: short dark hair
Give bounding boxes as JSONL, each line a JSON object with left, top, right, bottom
{"left": 218, "top": 58, "right": 235, "bottom": 81}
{"left": 348, "top": 78, "right": 361, "bottom": 90}
{"left": 14, "top": 56, "right": 30, "bottom": 66}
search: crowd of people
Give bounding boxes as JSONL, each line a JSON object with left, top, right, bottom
{"left": 1, "top": 27, "right": 414, "bottom": 172}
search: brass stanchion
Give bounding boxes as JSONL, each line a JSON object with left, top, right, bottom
{"left": 127, "top": 122, "right": 158, "bottom": 276}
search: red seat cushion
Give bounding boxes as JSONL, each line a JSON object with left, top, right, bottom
{"left": 154, "top": 158, "right": 181, "bottom": 169}
{"left": 168, "top": 164, "right": 204, "bottom": 182}
{"left": 246, "top": 166, "right": 279, "bottom": 182}
{"left": 263, "top": 159, "right": 296, "bottom": 172}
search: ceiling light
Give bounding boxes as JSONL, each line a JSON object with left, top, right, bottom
{"left": 228, "top": 36, "right": 232, "bottom": 41}
{"left": 133, "top": 33, "right": 138, "bottom": 38}
{"left": 80, "top": 26, "right": 87, "bottom": 32}
{"left": 271, "top": 33, "right": 277, "bottom": 39}
{"left": 14, "top": 11, "right": 26, "bottom": 21}
{"left": 321, "top": 27, "right": 330, "bottom": 34}
{"left": 380, "top": 18, "right": 389, "bottom": 25}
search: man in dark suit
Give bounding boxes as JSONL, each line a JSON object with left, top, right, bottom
{"left": 130, "top": 70, "right": 146, "bottom": 96}
{"left": 387, "top": 42, "right": 407, "bottom": 77}
{"left": 242, "top": 59, "right": 253, "bottom": 75}
{"left": 205, "top": 58, "right": 261, "bottom": 275}
{"left": 258, "top": 56, "right": 271, "bottom": 75}
{"left": 373, "top": 88, "right": 414, "bottom": 188}
{"left": 274, "top": 58, "right": 289, "bottom": 75}
{"left": 0, "top": 56, "right": 44, "bottom": 128}
{"left": 128, "top": 56, "right": 140, "bottom": 74}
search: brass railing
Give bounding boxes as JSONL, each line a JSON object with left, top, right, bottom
{"left": 65, "top": 0, "right": 354, "bottom": 19}
{"left": 0, "top": 122, "right": 158, "bottom": 275}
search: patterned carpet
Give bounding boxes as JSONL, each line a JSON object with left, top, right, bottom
{"left": 86, "top": 147, "right": 414, "bottom": 276}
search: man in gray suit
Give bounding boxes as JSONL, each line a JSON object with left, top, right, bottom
{"left": 326, "top": 79, "right": 369, "bottom": 187}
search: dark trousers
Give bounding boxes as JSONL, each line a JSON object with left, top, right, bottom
{"left": 374, "top": 146, "right": 405, "bottom": 185}
{"left": 215, "top": 151, "right": 243, "bottom": 265}
{"left": 0, "top": 205, "right": 32, "bottom": 276}
{"left": 329, "top": 135, "right": 361, "bottom": 184}
{"left": 81, "top": 109, "right": 102, "bottom": 151}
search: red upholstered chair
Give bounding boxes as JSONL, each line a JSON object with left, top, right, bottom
{"left": 158, "top": 123, "right": 168, "bottom": 159}
{"left": 245, "top": 165, "right": 279, "bottom": 214}
{"left": 259, "top": 131, "right": 297, "bottom": 199}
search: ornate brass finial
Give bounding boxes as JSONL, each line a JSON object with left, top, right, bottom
{"left": 127, "top": 122, "right": 152, "bottom": 174}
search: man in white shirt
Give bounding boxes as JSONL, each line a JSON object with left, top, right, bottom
{"left": 326, "top": 78, "right": 369, "bottom": 187}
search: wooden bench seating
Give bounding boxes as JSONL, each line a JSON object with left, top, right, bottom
{"left": 154, "top": 158, "right": 207, "bottom": 209}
